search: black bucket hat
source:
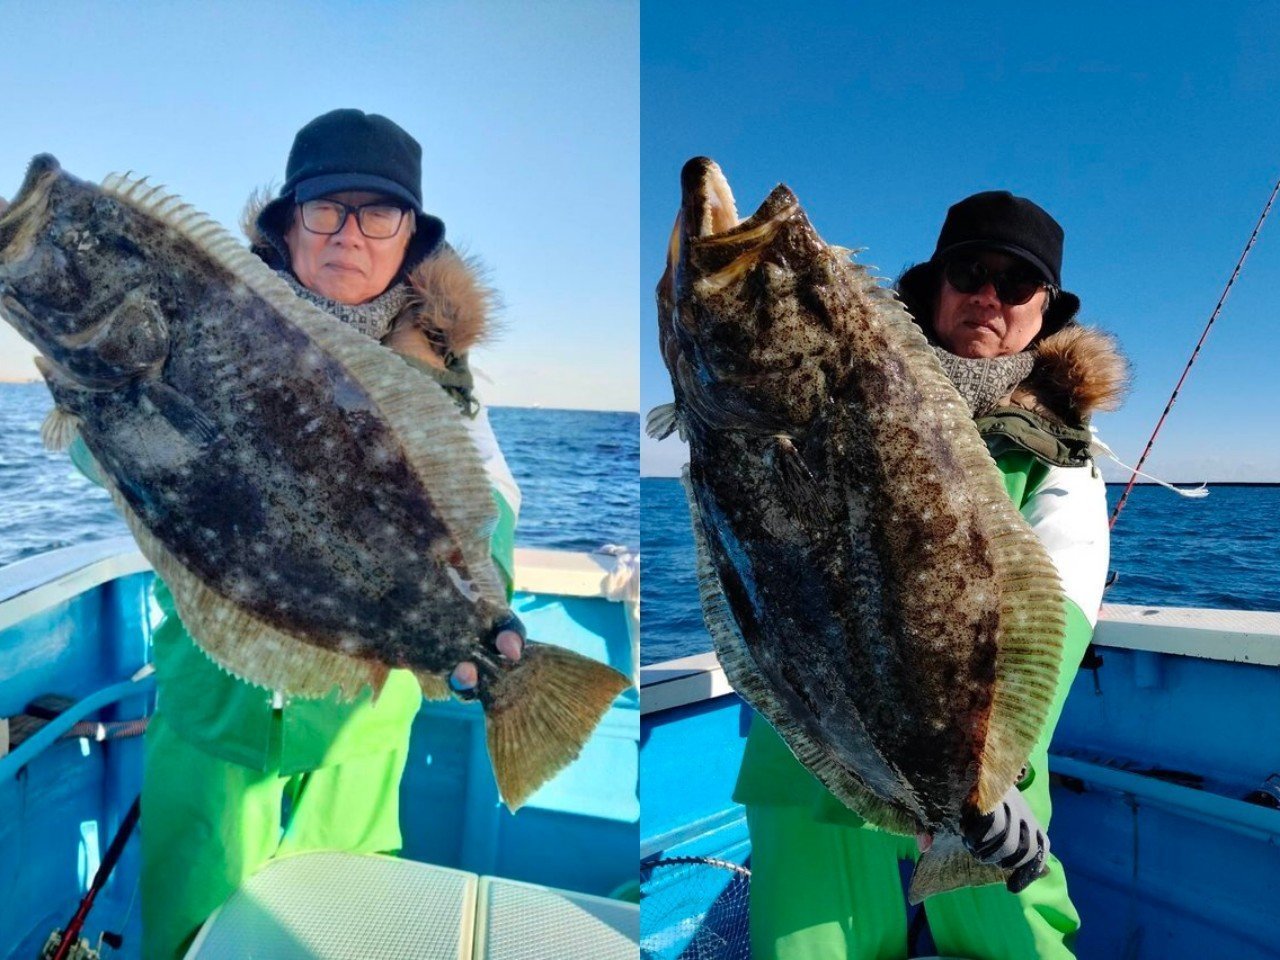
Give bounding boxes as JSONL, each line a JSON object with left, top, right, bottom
{"left": 897, "top": 190, "right": 1080, "bottom": 336}
{"left": 256, "top": 108, "right": 446, "bottom": 275}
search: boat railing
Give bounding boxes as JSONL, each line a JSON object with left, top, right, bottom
{"left": 1, "top": 535, "right": 639, "bottom": 621}
{"left": 0, "top": 535, "right": 641, "bottom": 775}
{"left": 640, "top": 602, "right": 1280, "bottom": 715}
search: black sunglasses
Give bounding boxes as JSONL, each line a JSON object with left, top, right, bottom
{"left": 943, "top": 256, "right": 1046, "bottom": 307}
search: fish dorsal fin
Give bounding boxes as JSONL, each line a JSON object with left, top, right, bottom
{"left": 854, "top": 258, "right": 1066, "bottom": 813}
{"left": 99, "top": 171, "right": 505, "bottom": 609}
{"left": 970, "top": 510, "right": 1066, "bottom": 811}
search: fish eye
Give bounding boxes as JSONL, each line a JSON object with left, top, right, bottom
{"left": 86, "top": 199, "right": 129, "bottom": 236}
{"left": 109, "top": 232, "right": 144, "bottom": 260}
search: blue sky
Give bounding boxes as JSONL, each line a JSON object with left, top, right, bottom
{"left": 641, "top": 1, "right": 1280, "bottom": 481}
{"left": 0, "top": 1, "right": 638, "bottom": 411}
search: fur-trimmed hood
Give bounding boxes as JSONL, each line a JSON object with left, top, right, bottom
{"left": 240, "top": 191, "right": 496, "bottom": 372}
{"left": 1008, "top": 324, "right": 1129, "bottom": 427}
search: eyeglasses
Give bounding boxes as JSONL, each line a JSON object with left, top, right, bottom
{"left": 298, "top": 199, "right": 409, "bottom": 239}
{"left": 943, "top": 256, "right": 1045, "bottom": 306}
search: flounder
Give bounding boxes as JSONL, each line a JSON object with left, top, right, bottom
{"left": 649, "top": 158, "right": 1066, "bottom": 900}
{"left": 0, "top": 154, "right": 629, "bottom": 810}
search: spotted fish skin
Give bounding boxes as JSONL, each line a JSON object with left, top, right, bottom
{"left": 0, "top": 155, "right": 629, "bottom": 810}
{"left": 0, "top": 155, "right": 496, "bottom": 671}
{"left": 654, "top": 158, "right": 1065, "bottom": 897}
{"left": 80, "top": 280, "right": 492, "bottom": 670}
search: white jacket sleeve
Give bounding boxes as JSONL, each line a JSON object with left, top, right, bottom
{"left": 1022, "top": 463, "right": 1110, "bottom": 626}
{"left": 462, "top": 400, "right": 521, "bottom": 520}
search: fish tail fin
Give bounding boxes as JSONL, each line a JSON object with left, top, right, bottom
{"left": 484, "top": 644, "right": 630, "bottom": 812}
{"left": 906, "top": 833, "right": 1005, "bottom": 904}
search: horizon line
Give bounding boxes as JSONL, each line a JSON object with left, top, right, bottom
{"left": 639, "top": 473, "right": 1280, "bottom": 485}
{"left": 0, "top": 381, "right": 638, "bottom": 415}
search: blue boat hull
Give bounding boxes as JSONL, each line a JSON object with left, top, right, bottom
{"left": 640, "top": 607, "right": 1280, "bottom": 959}
{"left": 0, "top": 540, "right": 639, "bottom": 959}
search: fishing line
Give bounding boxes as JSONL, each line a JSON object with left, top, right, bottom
{"left": 1109, "top": 174, "right": 1280, "bottom": 529}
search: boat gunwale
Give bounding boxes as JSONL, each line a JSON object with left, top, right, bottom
{"left": 640, "top": 603, "right": 1280, "bottom": 715}
{"left": 0, "top": 536, "right": 636, "bottom": 633}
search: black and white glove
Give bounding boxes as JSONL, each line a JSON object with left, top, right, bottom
{"left": 960, "top": 783, "right": 1049, "bottom": 894}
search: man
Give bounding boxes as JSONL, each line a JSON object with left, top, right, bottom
{"left": 130, "top": 109, "right": 523, "bottom": 958}
{"left": 736, "top": 191, "right": 1127, "bottom": 959}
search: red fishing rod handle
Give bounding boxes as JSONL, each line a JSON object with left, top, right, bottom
{"left": 50, "top": 796, "right": 142, "bottom": 960}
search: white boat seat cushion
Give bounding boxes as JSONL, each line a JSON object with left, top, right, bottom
{"left": 183, "top": 851, "right": 639, "bottom": 959}
{"left": 474, "top": 875, "right": 639, "bottom": 960}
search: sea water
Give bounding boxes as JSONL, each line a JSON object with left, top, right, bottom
{"left": 640, "top": 475, "right": 1280, "bottom": 666}
{"left": 0, "top": 383, "right": 637, "bottom": 568}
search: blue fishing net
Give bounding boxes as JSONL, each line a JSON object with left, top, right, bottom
{"left": 639, "top": 857, "right": 751, "bottom": 960}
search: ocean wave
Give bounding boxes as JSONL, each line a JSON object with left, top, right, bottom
{"left": 0, "top": 385, "right": 638, "bottom": 568}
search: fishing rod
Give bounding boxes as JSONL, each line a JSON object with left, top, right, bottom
{"left": 1109, "top": 174, "right": 1280, "bottom": 530}
{"left": 41, "top": 797, "right": 141, "bottom": 960}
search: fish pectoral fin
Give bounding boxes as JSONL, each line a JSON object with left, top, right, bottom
{"left": 645, "top": 402, "right": 682, "bottom": 440}
{"left": 906, "top": 833, "right": 1007, "bottom": 904}
{"left": 140, "top": 381, "right": 221, "bottom": 447}
{"left": 482, "top": 643, "right": 630, "bottom": 812}
{"left": 40, "top": 405, "right": 81, "bottom": 451}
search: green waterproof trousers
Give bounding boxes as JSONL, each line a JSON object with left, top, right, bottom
{"left": 140, "top": 712, "right": 410, "bottom": 960}
{"left": 739, "top": 593, "right": 1090, "bottom": 960}
{"left": 744, "top": 748, "right": 1080, "bottom": 959}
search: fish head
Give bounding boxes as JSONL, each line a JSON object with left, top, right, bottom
{"left": 0, "top": 154, "right": 169, "bottom": 390}
{"left": 659, "top": 157, "right": 849, "bottom": 434}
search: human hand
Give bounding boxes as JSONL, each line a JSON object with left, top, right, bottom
{"left": 450, "top": 615, "right": 526, "bottom": 694}
{"left": 960, "top": 784, "right": 1049, "bottom": 894}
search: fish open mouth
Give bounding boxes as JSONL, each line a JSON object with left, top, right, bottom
{"left": 2, "top": 154, "right": 60, "bottom": 221}
{"left": 0, "top": 154, "right": 61, "bottom": 264}
{"left": 662, "top": 158, "right": 739, "bottom": 286}
{"left": 681, "top": 157, "right": 741, "bottom": 238}
{"left": 674, "top": 158, "right": 802, "bottom": 292}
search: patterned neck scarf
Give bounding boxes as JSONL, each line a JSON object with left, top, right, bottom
{"left": 278, "top": 271, "right": 413, "bottom": 341}
{"left": 931, "top": 346, "right": 1035, "bottom": 419}
{"left": 278, "top": 269, "right": 480, "bottom": 418}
